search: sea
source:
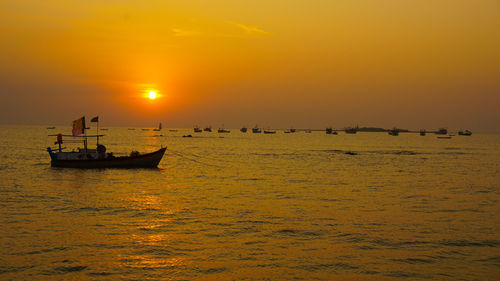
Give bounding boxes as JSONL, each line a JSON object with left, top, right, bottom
{"left": 0, "top": 125, "right": 499, "bottom": 280}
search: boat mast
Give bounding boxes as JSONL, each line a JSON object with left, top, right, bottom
{"left": 97, "top": 118, "right": 99, "bottom": 146}
{"left": 84, "top": 129, "right": 88, "bottom": 152}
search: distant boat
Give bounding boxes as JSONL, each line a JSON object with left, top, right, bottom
{"left": 153, "top": 123, "right": 162, "bottom": 131}
{"left": 218, "top": 128, "right": 230, "bottom": 133}
{"left": 290, "top": 128, "right": 296, "bottom": 133}
{"left": 420, "top": 129, "right": 426, "bottom": 136}
{"left": 435, "top": 128, "right": 448, "bottom": 135}
{"left": 388, "top": 128, "right": 400, "bottom": 136}
{"left": 194, "top": 126, "right": 202, "bottom": 133}
{"left": 344, "top": 126, "right": 358, "bottom": 134}
{"left": 252, "top": 126, "right": 262, "bottom": 133}
{"left": 264, "top": 130, "right": 276, "bottom": 134}
{"left": 458, "top": 130, "right": 472, "bottom": 136}
{"left": 240, "top": 127, "right": 248, "bottom": 133}
{"left": 46, "top": 126, "right": 56, "bottom": 129}
{"left": 101, "top": 128, "right": 108, "bottom": 131}
{"left": 204, "top": 126, "right": 212, "bottom": 132}
{"left": 325, "top": 128, "right": 338, "bottom": 135}
{"left": 437, "top": 136, "right": 452, "bottom": 139}
{"left": 305, "top": 129, "right": 312, "bottom": 133}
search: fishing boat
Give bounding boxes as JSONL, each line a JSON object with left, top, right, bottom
{"left": 263, "top": 130, "right": 276, "bottom": 134}
{"left": 326, "top": 127, "right": 333, "bottom": 134}
{"left": 194, "top": 126, "right": 202, "bottom": 133}
{"left": 388, "top": 128, "right": 400, "bottom": 136}
{"left": 435, "top": 128, "right": 448, "bottom": 135}
{"left": 204, "top": 126, "right": 212, "bottom": 132}
{"left": 458, "top": 130, "right": 472, "bottom": 136}
{"left": 218, "top": 128, "right": 230, "bottom": 133}
{"left": 153, "top": 123, "right": 162, "bottom": 131}
{"left": 47, "top": 116, "right": 166, "bottom": 168}
{"left": 252, "top": 126, "right": 262, "bottom": 133}
{"left": 420, "top": 129, "right": 426, "bottom": 136}
{"left": 240, "top": 127, "right": 248, "bottom": 133}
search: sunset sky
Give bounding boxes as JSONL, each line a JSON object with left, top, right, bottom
{"left": 0, "top": 0, "right": 499, "bottom": 131}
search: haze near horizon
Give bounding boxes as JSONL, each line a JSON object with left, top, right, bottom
{"left": 0, "top": 0, "right": 499, "bottom": 131}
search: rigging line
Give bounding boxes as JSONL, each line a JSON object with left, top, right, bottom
{"left": 167, "top": 150, "right": 225, "bottom": 168}
{"left": 168, "top": 148, "right": 251, "bottom": 166}
{"left": 168, "top": 149, "right": 203, "bottom": 158}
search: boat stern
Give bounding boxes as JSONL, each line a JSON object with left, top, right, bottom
{"left": 46, "top": 147, "right": 58, "bottom": 164}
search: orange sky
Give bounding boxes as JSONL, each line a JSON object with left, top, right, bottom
{"left": 0, "top": 0, "right": 499, "bottom": 131}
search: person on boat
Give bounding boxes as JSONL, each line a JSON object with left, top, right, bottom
{"left": 97, "top": 144, "right": 106, "bottom": 159}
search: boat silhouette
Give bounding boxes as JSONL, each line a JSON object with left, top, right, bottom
{"left": 47, "top": 117, "right": 165, "bottom": 168}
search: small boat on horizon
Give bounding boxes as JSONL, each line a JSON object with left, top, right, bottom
{"left": 420, "top": 129, "right": 426, "bottom": 136}
{"left": 252, "top": 126, "right": 262, "bottom": 133}
{"left": 263, "top": 130, "right": 276, "bottom": 134}
{"left": 153, "top": 123, "right": 162, "bottom": 131}
{"left": 388, "top": 128, "right": 400, "bottom": 136}
{"left": 218, "top": 127, "right": 230, "bottom": 133}
{"left": 240, "top": 127, "right": 248, "bottom": 133}
{"left": 204, "top": 126, "right": 212, "bottom": 132}
{"left": 435, "top": 128, "right": 448, "bottom": 135}
{"left": 46, "top": 126, "right": 56, "bottom": 129}
{"left": 458, "top": 130, "right": 472, "bottom": 136}
{"left": 194, "top": 126, "right": 202, "bottom": 133}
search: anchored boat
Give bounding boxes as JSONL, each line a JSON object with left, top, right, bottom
{"left": 47, "top": 116, "right": 166, "bottom": 168}
{"left": 458, "top": 130, "right": 472, "bottom": 136}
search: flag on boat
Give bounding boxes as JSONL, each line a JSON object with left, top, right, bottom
{"left": 91, "top": 116, "right": 99, "bottom": 122}
{"left": 72, "top": 116, "right": 85, "bottom": 136}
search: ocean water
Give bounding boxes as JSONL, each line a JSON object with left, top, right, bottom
{"left": 0, "top": 125, "right": 499, "bottom": 280}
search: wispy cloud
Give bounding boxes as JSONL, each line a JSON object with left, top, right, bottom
{"left": 171, "top": 28, "right": 203, "bottom": 37}
{"left": 230, "top": 22, "right": 271, "bottom": 36}
{"left": 171, "top": 21, "right": 271, "bottom": 38}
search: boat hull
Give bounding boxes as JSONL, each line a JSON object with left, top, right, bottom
{"left": 49, "top": 147, "right": 166, "bottom": 168}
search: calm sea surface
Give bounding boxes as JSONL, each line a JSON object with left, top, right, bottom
{"left": 0, "top": 125, "right": 499, "bottom": 280}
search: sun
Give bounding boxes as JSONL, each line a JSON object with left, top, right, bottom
{"left": 148, "top": 91, "right": 157, "bottom": 100}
